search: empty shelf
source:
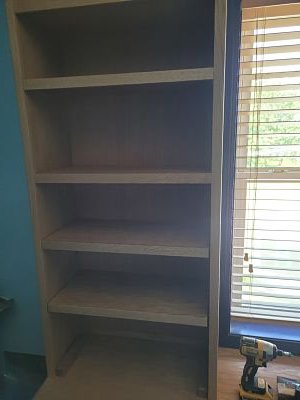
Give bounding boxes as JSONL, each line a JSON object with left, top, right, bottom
{"left": 48, "top": 271, "right": 208, "bottom": 327}
{"left": 35, "top": 167, "right": 212, "bottom": 184}
{"left": 34, "top": 335, "right": 207, "bottom": 400}
{"left": 42, "top": 220, "right": 210, "bottom": 258}
{"left": 24, "top": 69, "right": 214, "bottom": 90}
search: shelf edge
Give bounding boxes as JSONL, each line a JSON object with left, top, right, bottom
{"left": 24, "top": 69, "right": 214, "bottom": 91}
{"left": 48, "top": 303, "right": 208, "bottom": 327}
{"left": 42, "top": 241, "right": 210, "bottom": 258}
{"left": 35, "top": 172, "right": 212, "bottom": 185}
{"left": 14, "top": 0, "right": 133, "bottom": 14}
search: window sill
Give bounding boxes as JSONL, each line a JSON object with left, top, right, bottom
{"left": 231, "top": 319, "right": 300, "bottom": 344}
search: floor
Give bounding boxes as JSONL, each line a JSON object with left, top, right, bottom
{"left": 0, "top": 347, "right": 299, "bottom": 399}
{"left": 0, "top": 352, "right": 46, "bottom": 400}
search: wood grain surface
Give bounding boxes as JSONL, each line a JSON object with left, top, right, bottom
{"left": 208, "top": 0, "right": 227, "bottom": 398}
{"left": 14, "top": 0, "right": 132, "bottom": 13}
{"left": 35, "top": 167, "right": 212, "bottom": 184}
{"left": 34, "top": 335, "right": 207, "bottom": 400}
{"left": 34, "top": 345, "right": 300, "bottom": 399}
{"left": 42, "top": 220, "right": 210, "bottom": 258}
{"left": 48, "top": 270, "right": 208, "bottom": 327}
{"left": 24, "top": 69, "right": 214, "bottom": 90}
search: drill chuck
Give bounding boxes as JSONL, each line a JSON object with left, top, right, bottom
{"left": 277, "top": 349, "right": 293, "bottom": 357}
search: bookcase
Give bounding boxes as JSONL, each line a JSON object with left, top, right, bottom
{"left": 6, "top": 0, "right": 226, "bottom": 399}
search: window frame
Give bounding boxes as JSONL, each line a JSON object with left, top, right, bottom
{"left": 219, "top": 0, "right": 300, "bottom": 354}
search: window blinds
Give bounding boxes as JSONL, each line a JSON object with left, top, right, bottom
{"left": 231, "top": 3, "right": 300, "bottom": 322}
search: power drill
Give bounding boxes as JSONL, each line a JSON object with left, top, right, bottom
{"left": 240, "top": 336, "right": 292, "bottom": 400}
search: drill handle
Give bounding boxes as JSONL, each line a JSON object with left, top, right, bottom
{"left": 241, "top": 357, "right": 258, "bottom": 391}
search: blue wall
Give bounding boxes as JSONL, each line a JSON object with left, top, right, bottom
{"left": 0, "top": 0, "right": 44, "bottom": 371}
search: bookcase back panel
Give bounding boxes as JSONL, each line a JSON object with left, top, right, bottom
{"left": 81, "top": 316, "right": 209, "bottom": 347}
{"left": 77, "top": 184, "right": 210, "bottom": 227}
{"left": 77, "top": 252, "right": 209, "bottom": 279}
{"left": 37, "top": 184, "right": 211, "bottom": 229}
{"left": 36, "top": 184, "right": 76, "bottom": 238}
{"left": 26, "top": 93, "right": 72, "bottom": 171}
{"left": 46, "top": 313, "right": 209, "bottom": 354}
{"left": 27, "top": 81, "right": 213, "bottom": 171}
{"left": 43, "top": 252, "right": 209, "bottom": 301}
{"left": 17, "top": 0, "right": 214, "bottom": 78}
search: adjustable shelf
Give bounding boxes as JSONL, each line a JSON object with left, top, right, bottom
{"left": 42, "top": 220, "right": 210, "bottom": 258}
{"left": 35, "top": 335, "right": 207, "bottom": 400}
{"left": 48, "top": 270, "right": 208, "bottom": 326}
{"left": 24, "top": 69, "right": 214, "bottom": 91}
{"left": 35, "top": 167, "right": 212, "bottom": 185}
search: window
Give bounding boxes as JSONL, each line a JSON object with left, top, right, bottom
{"left": 231, "top": 4, "right": 300, "bottom": 323}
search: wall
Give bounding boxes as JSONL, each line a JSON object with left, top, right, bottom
{"left": 0, "top": 0, "right": 44, "bottom": 371}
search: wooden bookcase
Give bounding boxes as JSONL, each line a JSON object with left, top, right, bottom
{"left": 6, "top": 0, "right": 226, "bottom": 399}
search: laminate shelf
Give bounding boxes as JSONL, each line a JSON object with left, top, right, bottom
{"left": 42, "top": 220, "right": 210, "bottom": 258}
{"left": 48, "top": 271, "right": 208, "bottom": 327}
{"left": 15, "top": 0, "right": 133, "bottom": 13}
{"left": 34, "top": 335, "right": 207, "bottom": 400}
{"left": 35, "top": 167, "right": 212, "bottom": 184}
{"left": 24, "top": 68, "right": 214, "bottom": 91}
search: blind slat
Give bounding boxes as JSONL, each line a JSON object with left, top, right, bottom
{"left": 243, "top": 4, "right": 300, "bottom": 20}
{"left": 240, "top": 71, "right": 300, "bottom": 80}
{"left": 242, "top": 31, "right": 300, "bottom": 44}
{"left": 233, "top": 273, "right": 299, "bottom": 281}
{"left": 232, "top": 299, "right": 299, "bottom": 311}
{"left": 241, "top": 58, "right": 300, "bottom": 69}
{"left": 232, "top": 282, "right": 300, "bottom": 290}
{"left": 232, "top": 264, "right": 300, "bottom": 272}
{"left": 239, "top": 83, "right": 300, "bottom": 92}
{"left": 239, "top": 95, "right": 300, "bottom": 104}
{"left": 241, "top": 43, "right": 300, "bottom": 56}
{"left": 233, "top": 244, "right": 300, "bottom": 251}
{"left": 232, "top": 307, "right": 299, "bottom": 321}
{"left": 239, "top": 108, "right": 300, "bottom": 113}
{"left": 232, "top": 290, "right": 300, "bottom": 299}
{"left": 243, "top": 16, "right": 300, "bottom": 31}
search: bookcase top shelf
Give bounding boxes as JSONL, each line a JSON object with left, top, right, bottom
{"left": 48, "top": 270, "right": 208, "bottom": 327}
{"left": 42, "top": 220, "right": 210, "bottom": 258}
{"left": 35, "top": 167, "right": 212, "bottom": 185}
{"left": 24, "top": 69, "right": 214, "bottom": 91}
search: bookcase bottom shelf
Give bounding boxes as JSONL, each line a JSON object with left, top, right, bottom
{"left": 34, "top": 335, "right": 207, "bottom": 400}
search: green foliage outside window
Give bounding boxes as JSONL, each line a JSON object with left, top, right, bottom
{"left": 247, "top": 90, "right": 300, "bottom": 168}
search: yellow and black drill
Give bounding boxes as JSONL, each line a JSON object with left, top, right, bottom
{"left": 240, "top": 336, "right": 292, "bottom": 400}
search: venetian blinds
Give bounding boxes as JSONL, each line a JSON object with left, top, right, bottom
{"left": 231, "top": 3, "right": 300, "bottom": 322}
